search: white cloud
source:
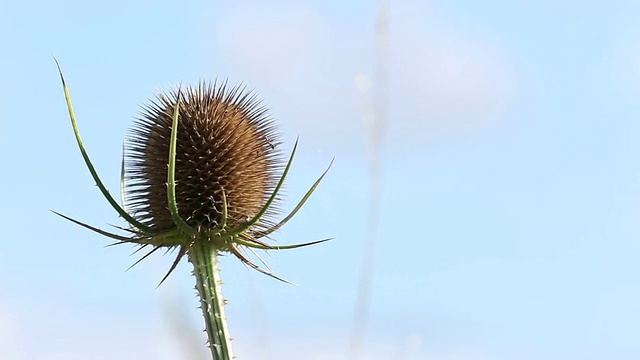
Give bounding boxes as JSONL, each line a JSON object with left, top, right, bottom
{"left": 391, "top": 9, "right": 512, "bottom": 116}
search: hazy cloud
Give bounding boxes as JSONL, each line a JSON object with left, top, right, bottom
{"left": 207, "top": 1, "right": 516, "bottom": 152}
{"left": 212, "top": 3, "right": 330, "bottom": 83}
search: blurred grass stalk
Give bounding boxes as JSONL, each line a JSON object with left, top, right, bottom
{"left": 350, "top": 1, "right": 390, "bottom": 359}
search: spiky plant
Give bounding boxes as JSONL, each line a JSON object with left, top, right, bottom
{"left": 54, "top": 60, "right": 331, "bottom": 360}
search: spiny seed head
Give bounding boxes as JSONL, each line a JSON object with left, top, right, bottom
{"left": 125, "top": 81, "right": 283, "bottom": 233}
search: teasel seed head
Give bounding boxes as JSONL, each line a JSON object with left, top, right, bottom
{"left": 126, "top": 82, "right": 282, "bottom": 234}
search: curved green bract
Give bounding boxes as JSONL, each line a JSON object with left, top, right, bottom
{"left": 228, "top": 243, "right": 292, "bottom": 284}
{"left": 218, "top": 187, "right": 228, "bottom": 233}
{"left": 166, "top": 88, "right": 195, "bottom": 236}
{"left": 202, "top": 188, "right": 228, "bottom": 238}
{"left": 234, "top": 237, "right": 332, "bottom": 250}
{"left": 51, "top": 210, "right": 139, "bottom": 242}
{"left": 227, "top": 139, "right": 298, "bottom": 236}
{"left": 254, "top": 158, "right": 334, "bottom": 239}
{"left": 120, "top": 142, "right": 130, "bottom": 217}
{"left": 54, "top": 59, "right": 153, "bottom": 234}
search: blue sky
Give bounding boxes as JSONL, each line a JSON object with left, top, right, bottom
{"left": 2, "top": 0, "right": 640, "bottom": 359}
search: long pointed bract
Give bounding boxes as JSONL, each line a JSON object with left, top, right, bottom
{"left": 234, "top": 237, "right": 332, "bottom": 250}
{"left": 229, "top": 244, "right": 293, "bottom": 284}
{"left": 54, "top": 59, "right": 153, "bottom": 234}
{"left": 51, "top": 210, "right": 138, "bottom": 241}
{"left": 228, "top": 139, "right": 298, "bottom": 236}
{"left": 166, "top": 87, "right": 195, "bottom": 236}
{"left": 255, "top": 159, "right": 334, "bottom": 239}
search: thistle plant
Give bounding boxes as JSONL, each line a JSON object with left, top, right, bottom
{"left": 54, "top": 60, "right": 331, "bottom": 360}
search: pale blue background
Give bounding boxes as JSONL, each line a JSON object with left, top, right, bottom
{"left": 2, "top": 1, "right": 640, "bottom": 359}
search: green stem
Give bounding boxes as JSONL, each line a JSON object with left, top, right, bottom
{"left": 188, "top": 239, "right": 234, "bottom": 360}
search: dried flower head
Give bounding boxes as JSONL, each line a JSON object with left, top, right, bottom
{"left": 127, "top": 82, "right": 281, "bottom": 233}
{"left": 54, "top": 63, "right": 331, "bottom": 284}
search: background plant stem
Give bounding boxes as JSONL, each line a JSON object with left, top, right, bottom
{"left": 189, "top": 240, "right": 234, "bottom": 360}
